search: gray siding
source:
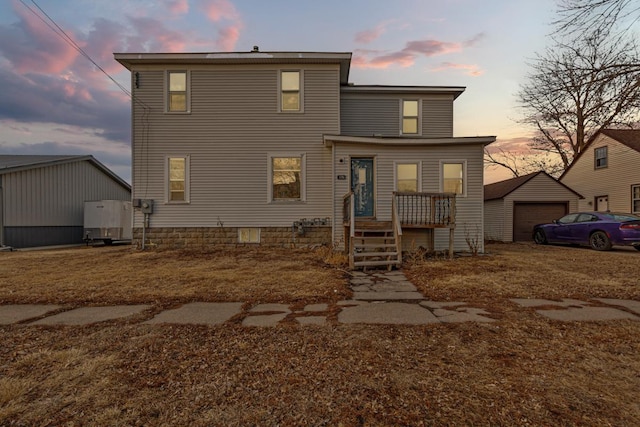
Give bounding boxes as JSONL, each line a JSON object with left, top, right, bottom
{"left": 561, "top": 135, "right": 640, "bottom": 212}
{"left": 2, "top": 161, "right": 130, "bottom": 226}
{"left": 483, "top": 199, "right": 504, "bottom": 241}
{"left": 131, "top": 64, "right": 340, "bottom": 228}
{"left": 340, "top": 93, "right": 453, "bottom": 137}
{"left": 332, "top": 142, "right": 486, "bottom": 252}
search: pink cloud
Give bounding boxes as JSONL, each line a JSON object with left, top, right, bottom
{"left": 485, "top": 137, "right": 533, "bottom": 155}
{"left": 200, "top": 0, "right": 240, "bottom": 22}
{"left": 353, "top": 34, "right": 483, "bottom": 69}
{"left": 355, "top": 23, "right": 387, "bottom": 44}
{"left": 217, "top": 25, "right": 241, "bottom": 51}
{"left": 431, "top": 62, "right": 484, "bottom": 76}
{"left": 127, "top": 17, "right": 188, "bottom": 52}
{"left": 7, "top": 1, "right": 80, "bottom": 74}
{"left": 164, "top": 0, "right": 189, "bottom": 15}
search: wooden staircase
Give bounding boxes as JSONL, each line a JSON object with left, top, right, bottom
{"left": 350, "top": 221, "right": 401, "bottom": 271}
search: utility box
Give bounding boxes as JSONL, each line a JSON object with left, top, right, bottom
{"left": 84, "top": 200, "right": 132, "bottom": 245}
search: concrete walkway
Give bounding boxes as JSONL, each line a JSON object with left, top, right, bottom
{"left": 1, "top": 271, "right": 639, "bottom": 327}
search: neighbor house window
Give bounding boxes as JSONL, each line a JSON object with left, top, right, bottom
{"left": 595, "top": 146, "right": 608, "bottom": 169}
{"left": 280, "top": 71, "right": 301, "bottom": 111}
{"left": 633, "top": 185, "right": 640, "bottom": 214}
{"left": 401, "top": 100, "right": 419, "bottom": 135}
{"left": 167, "top": 71, "right": 188, "bottom": 112}
{"left": 442, "top": 162, "right": 465, "bottom": 195}
{"left": 270, "top": 154, "right": 305, "bottom": 201}
{"left": 167, "top": 156, "right": 189, "bottom": 202}
{"left": 395, "top": 162, "right": 420, "bottom": 192}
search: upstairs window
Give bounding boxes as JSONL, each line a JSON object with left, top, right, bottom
{"left": 281, "top": 71, "right": 301, "bottom": 111}
{"left": 395, "top": 162, "right": 420, "bottom": 192}
{"left": 594, "top": 146, "right": 608, "bottom": 169}
{"left": 401, "top": 100, "right": 419, "bottom": 135}
{"left": 168, "top": 71, "right": 188, "bottom": 112}
{"left": 442, "top": 162, "right": 465, "bottom": 195}
{"left": 270, "top": 155, "right": 304, "bottom": 201}
{"left": 167, "top": 156, "right": 189, "bottom": 202}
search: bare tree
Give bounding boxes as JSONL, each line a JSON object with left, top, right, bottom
{"left": 517, "top": 28, "right": 640, "bottom": 170}
{"left": 555, "top": 0, "right": 640, "bottom": 36}
{"left": 484, "top": 146, "right": 565, "bottom": 178}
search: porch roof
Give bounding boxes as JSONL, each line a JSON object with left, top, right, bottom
{"left": 323, "top": 134, "right": 496, "bottom": 147}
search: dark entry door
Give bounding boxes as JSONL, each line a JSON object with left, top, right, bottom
{"left": 351, "top": 158, "right": 374, "bottom": 217}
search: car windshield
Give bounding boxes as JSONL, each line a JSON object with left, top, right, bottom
{"left": 600, "top": 213, "right": 640, "bottom": 222}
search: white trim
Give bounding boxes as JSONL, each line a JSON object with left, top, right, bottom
{"left": 165, "top": 155, "right": 190, "bottom": 203}
{"left": 238, "top": 228, "right": 261, "bottom": 243}
{"left": 400, "top": 99, "right": 421, "bottom": 136}
{"left": 165, "top": 70, "right": 191, "bottom": 114}
{"left": 267, "top": 152, "right": 306, "bottom": 202}
{"left": 278, "top": 69, "right": 304, "bottom": 113}
{"left": 439, "top": 160, "right": 467, "bottom": 197}
{"left": 393, "top": 161, "right": 422, "bottom": 192}
{"left": 632, "top": 184, "right": 640, "bottom": 214}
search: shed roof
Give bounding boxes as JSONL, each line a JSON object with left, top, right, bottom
{"left": 484, "top": 171, "right": 581, "bottom": 201}
{"left": 0, "top": 155, "right": 130, "bottom": 191}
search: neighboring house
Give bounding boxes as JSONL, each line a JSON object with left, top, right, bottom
{"left": 484, "top": 171, "right": 581, "bottom": 242}
{"left": 561, "top": 129, "right": 640, "bottom": 214}
{"left": 114, "top": 49, "right": 495, "bottom": 266}
{"left": 0, "top": 155, "right": 131, "bottom": 248}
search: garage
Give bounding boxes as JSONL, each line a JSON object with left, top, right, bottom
{"left": 484, "top": 171, "right": 582, "bottom": 242}
{"left": 513, "top": 202, "right": 568, "bottom": 242}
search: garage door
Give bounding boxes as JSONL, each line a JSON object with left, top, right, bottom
{"left": 513, "top": 203, "right": 568, "bottom": 242}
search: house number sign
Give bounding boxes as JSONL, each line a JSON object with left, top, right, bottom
{"left": 337, "top": 175, "right": 347, "bottom": 180}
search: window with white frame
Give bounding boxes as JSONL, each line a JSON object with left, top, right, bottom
{"left": 167, "top": 71, "right": 188, "bottom": 112}
{"left": 167, "top": 156, "right": 189, "bottom": 202}
{"left": 401, "top": 100, "right": 419, "bottom": 135}
{"left": 633, "top": 185, "right": 640, "bottom": 214}
{"left": 280, "top": 71, "right": 301, "bottom": 111}
{"left": 395, "top": 162, "right": 420, "bottom": 192}
{"left": 594, "top": 146, "right": 608, "bottom": 169}
{"left": 238, "top": 228, "right": 260, "bottom": 243}
{"left": 442, "top": 162, "right": 465, "bottom": 195}
{"left": 270, "top": 154, "right": 305, "bottom": 201}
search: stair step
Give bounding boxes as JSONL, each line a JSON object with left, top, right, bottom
{"left": 353, "top": 243, "right": 397, "bottom": 249}
{"left": 354, "top": 251, "right": 399, "bottom": 258}
{"left": 354, "top": 260, "right": 401, "bottom": 267}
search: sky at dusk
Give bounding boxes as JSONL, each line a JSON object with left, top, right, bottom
{"left": 0, "top": 0, "right": 560, "bottom": 184}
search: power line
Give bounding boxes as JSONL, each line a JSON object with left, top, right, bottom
{"left": 17, "top": 0, "right": 141, "bottom": 103}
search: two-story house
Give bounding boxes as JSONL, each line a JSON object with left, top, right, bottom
{"left": 561, "top": 129, "right": 640, "bottom": 214}
{"left": 114, "top": 50, "right": 495, "bottom": 267}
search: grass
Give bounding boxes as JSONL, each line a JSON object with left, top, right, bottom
{"left": 0, "top": 242, "right": 639, "bottom": 425}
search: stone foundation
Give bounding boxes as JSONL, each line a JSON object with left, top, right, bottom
{"left": 133, "top": 226, "right": 332, "bottom": 249}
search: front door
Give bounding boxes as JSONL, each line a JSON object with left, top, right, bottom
{"left": 351, "top": 158, "right": 374, "bottom": 217}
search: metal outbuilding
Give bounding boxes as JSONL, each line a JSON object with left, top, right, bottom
{"left": 0, "top": 155, "right": 131, "bottom": 248}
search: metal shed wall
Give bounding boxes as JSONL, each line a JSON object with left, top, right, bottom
{"left": 1, "top": 160, "right": 131, "bottom": 247}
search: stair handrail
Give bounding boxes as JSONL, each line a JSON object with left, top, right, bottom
{"left": 391, "top": 192, "right": 403, "bottom": 265}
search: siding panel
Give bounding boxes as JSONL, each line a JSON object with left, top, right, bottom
{"left": 131, "top": 64, "right": 340, "bottom": 228}
{"left": 561, "top": 135, "right": 640, "bottom": 212}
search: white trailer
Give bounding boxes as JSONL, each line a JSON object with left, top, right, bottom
{"left": 84, "top": 200, "right": 132, "bottom": 245}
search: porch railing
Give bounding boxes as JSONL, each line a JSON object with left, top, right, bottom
{"left": 393, "top": 192, "right": 456, "bottom": 228}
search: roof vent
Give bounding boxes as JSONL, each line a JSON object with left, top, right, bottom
{"left": 252, "top": 46, "right": 259, "bottom": 52}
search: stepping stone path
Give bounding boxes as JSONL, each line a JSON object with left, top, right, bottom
{"left": 1, "top": 273, "right": 638, "bottom": 327}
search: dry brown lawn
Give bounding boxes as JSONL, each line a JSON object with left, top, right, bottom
{"left": 0, "top": 242, "right": 639, "bottom": 426}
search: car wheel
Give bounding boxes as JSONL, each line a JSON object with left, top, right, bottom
{"left": 533, "top": 229, "right": 547, "bottom": 245}
{"left": 634, "top": 246, "right": 640, "bottom": 252}
{"left": 589, "top": 231, "right": 612, "bottom": 251}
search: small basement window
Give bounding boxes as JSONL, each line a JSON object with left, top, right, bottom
{"left": 238, "top": 228, "right": 260, "bottom": 243}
